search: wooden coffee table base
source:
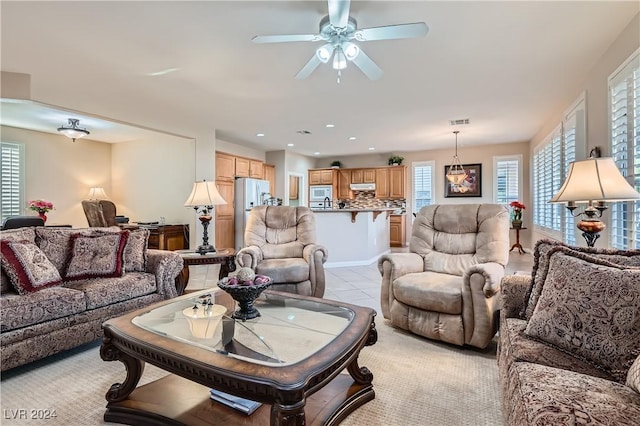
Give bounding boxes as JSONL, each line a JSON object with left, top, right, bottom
{"left": 105, "top": 373, "right": 373, "bottom": 426}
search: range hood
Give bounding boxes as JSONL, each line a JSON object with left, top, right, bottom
{"left": 350, "top": 183, "right": 376, "bottom": 191}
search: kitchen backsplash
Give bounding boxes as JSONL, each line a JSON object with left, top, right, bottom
{"left": 336, "top": 190, "right": 406, "bottom": 212}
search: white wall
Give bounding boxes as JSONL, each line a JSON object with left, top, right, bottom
{"left": 111, "top": 135, "right": 194, "bottom": 226}
{"left": 530, "top": 13, "right": 640, "bottom": 248}
{"left": 1, "top": 125, "right": 111, "bottom": 227}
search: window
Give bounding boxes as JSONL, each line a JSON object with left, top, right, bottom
{"left": 609, "top": 49, "right": 640, "bottom": 249}
{"left": 413, "top": 161, "right": 434, "bottom": 213}
{"left": 493, "top": 155, "right": 522, "bottom": 206}
{"left": 1, "top": 142, "right": 25, "bottom": 222}
{"left": 532, "top": 94, "right": 585, "bottom": 244}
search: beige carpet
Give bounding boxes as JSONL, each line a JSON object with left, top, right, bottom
{"left": 0, "top": 319, "right": 503, "bottom": 425}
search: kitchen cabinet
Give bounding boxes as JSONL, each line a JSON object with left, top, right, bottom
{"left": 249, "top": 160, "right": 264, "bottom": 179}
{"left": 288, "top": 174, "right": 299, "bottom": 200}
{"left": 264, "top": 164, "right": 276, "bottom": 196}
{"left": 375, "top": 168, "right": 389, "bottom": 198}
{"left": 214, "top": 180, "right": 235, "bottom": 251}
{"left": 309, "top": 169, "right": 335, "bottom": 185}
{"left": 350, "top": 169, "right": 375, "bottom": 184}
{"left": 215, "top": 215, "right": 235, "bottom": 251}
{"left": 390, "top": 215, "right": 406, "bottom": 247}
{"left": 389, "top": 166, "right": 407, "bottom": 198}
{"left": 215, "top": 152, "right": 235, "bottom": 181}
{"left": 337, "top": 169, "right": 351, "bottom": 199}
{"left": 235, "top": 157, "right": 250, "bottom": 177}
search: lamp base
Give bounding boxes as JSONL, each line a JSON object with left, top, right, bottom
{"left": 577, "top": 219, "right": 606, "bottom": 248}
{"left": 196, "top": 244, "right": 216, "bottom": 255}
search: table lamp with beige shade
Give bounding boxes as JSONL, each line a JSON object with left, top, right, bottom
{"left": 184, "top": 180, "right": 227, "bottom": 254}
{"left": 549, "top": 155, "right": 640, "bottom": 247}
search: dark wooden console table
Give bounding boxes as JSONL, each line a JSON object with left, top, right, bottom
{"left": 146, "top": 224, "right": 189, "bottom": 251}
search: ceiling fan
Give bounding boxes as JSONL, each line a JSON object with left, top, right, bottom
{"left": 252, "top": 0, "right": 429, "bottom": 82}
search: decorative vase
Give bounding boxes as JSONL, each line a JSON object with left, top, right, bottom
{"left": 511, "top": 220, "right": 522, "bottom": 229}
{"left": 217, "top": 278, "right": 272, "bottom": 321}
{"left": 38, "top": 212, "right": 47, "bottom": 223}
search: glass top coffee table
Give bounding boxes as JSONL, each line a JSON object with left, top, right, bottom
{"left": 101, "top": 288, "right": 377, "bottom": 425}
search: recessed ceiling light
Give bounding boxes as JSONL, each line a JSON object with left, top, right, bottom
{"left": 325, "top": 124, "right": 335, "bottom": 128}
{"left": 368, "top": 147, "right": 375, "bottom": 151}
{"left": 348, "top": 136, "right": 357, "bottom": 140}
{"left": 314, "top": 152, "right": 320, "bottom": 155}
{"left": 256, "top": 133, "right": 265, "bottom": 137}
{"left": 287, "top": 143, "right": 294, "bottom": 147}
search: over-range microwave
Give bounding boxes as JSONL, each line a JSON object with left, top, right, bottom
{"left": 309, "top": 185, "right": 333, "bottom": 201}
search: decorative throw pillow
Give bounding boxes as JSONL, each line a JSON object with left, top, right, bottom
{"left": 628, "top": 355, "right": 640, "bottom": 393}
{"left": 525, "top": 250, "right": 640, "bottom": 383}
{"left": 524, "top": 239, "right": 640, "bottom": 319}
{"left": 123, "top": 228, "right": 149, "bottom": 272}
{"left": 0, "top": 240, "right": 62, "bottom": 294}
{"left": 64, "top": 231, "right": 128, "bottom": 281}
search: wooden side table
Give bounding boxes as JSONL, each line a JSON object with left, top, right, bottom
{"left": 174, "top": 249, "right": 236, "bottom": 295}
{"left": 509, "top": 227, "right": 527, "bottom": 254}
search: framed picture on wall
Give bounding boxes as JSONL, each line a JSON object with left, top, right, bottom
{"left": 444, "top": 163, "right": 482, "bottom": 197}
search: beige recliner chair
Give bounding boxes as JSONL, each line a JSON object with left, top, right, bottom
{"left": 236, "top": 206, "right": 328, "bottom": 297}
{"left": 378, "top": 204, "right": 509, "bottom": 349}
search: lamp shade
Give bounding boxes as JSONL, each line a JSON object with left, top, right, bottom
{"left": 550, "top": 157, "right": 640, "bottom": 203}
{"left": 184, "top": 181, "right": 227, "bottom": 207}
{"left": 87, "top": 187, "right": 109, "bottom": 200}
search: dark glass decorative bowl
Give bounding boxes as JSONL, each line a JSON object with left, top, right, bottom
{"left": 217, "top": 278, "right": 272, "bottom": 321}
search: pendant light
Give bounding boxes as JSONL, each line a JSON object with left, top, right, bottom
{"left": 445, "top": 131, "right": 467, "bottom": 186}
{"left": 57, "top": 118, "right": 90, "bottom": 142}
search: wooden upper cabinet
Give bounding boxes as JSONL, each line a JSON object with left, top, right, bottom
{"left": 375, "top": 168, "right": 390, "bottom": 198}
{"left": 235, "top": 157, "right": 250, "bottom": 177}
{"left": 350, "top": 169, "right": 363, "bottom": 184}
{"left": 389, "top": 166, "right": 407, "bottom": 198}
{"left": 264, "top": 164, "right": 276, "bottom": 196}
{"left": 309, "top": 169, "right": 334, "bottom": 185}
{"left": 337, "top": 169, "right": 351, "bottom": 199}
{"left": 249, "top": 160, "right": 264, "bottom": 179}
{"left": 216, "top": 152, "right": 235, "bottom": 181}
{"left": 363, "top": 169, "right": 376, "bottom": 183}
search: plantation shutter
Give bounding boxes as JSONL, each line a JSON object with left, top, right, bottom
{"left": 533, "top": 127, "right": 562, "bottom": 239}
{"left": 1, "top": 142, "right": 25, "bottom": 222}
{"left": 495, "top": 157, "right": 520, "bottom": 205}
{"left": 413, "top": 162, "right": 434, "bottom": 213}
{"left": 609, "top": 50, "right": 640, "bottom": 249}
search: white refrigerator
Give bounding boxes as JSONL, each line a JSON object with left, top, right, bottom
{"left": 234, "top": 177, "right": 271, "bottom": 249}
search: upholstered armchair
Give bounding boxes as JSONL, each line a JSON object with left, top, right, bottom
{"left": 236, "top": 206, "right": 328, "bottom": 298}
{"left": 378, "top": 204, "right": 510, "bottom": 349}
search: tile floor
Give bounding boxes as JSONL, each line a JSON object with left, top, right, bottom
{"left": 185, "top": 250, "right": 535, "bottom": 316}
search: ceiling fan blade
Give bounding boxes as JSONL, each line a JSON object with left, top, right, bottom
{"left": 350, "top": 49, "right": 383, "bottom": 80}
{"left": 295, "top": 56, "right": 322, "bottom": 80}
{"left": 252, "top": 34, "right": 322, "bottom": 44}
{"left": 328, "top": 0, "right": 350, "bottom": 29}
{"left": 355, "top": 22, "right": 429, "bottom": 41}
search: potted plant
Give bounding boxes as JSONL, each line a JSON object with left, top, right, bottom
{"left": 388, "top": 155, "right": 404, "bottom": 166}
{"left": 330, "top": 160, "right": 342, "bottom": 169}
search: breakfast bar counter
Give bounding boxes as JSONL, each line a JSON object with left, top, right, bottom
{"left": 312, "top": 208, "right": 395, "bottom": 267}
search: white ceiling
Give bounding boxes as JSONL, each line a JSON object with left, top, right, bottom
{"left": 1, "top": 1, "right": 638, "bottom": 157}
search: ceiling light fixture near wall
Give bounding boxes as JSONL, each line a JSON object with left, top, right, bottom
{"left": 57, "top": 118, "right": 90, "bottom": 142}
{"left": 445, "top": 131, "right": 467, "bottom": 186}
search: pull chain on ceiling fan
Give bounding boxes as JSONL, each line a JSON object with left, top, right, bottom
{"left": 252, "top": 0, "right": 429, "bottom": 82}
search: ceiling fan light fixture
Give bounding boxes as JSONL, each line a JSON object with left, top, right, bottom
{"left": 445, "top": 131, "right": 467, "bottom": 185}
{"left": 332, "top": 46, "right": 347, "bottom": 70}
{"left": 316, "top": 45, "right": 332, "bottom": 63}
{"left": 343, "top": 42, "right": 360, "bottom": 60}
{"left": 57, "top": 118, "right": 90, "bottom": 142}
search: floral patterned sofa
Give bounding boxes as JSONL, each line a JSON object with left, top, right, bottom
{"left": 0, "top": 226, "right": 183, "bottom": 371}
{"left": 498, "top": 240, "right": 640, "bottom": 425}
